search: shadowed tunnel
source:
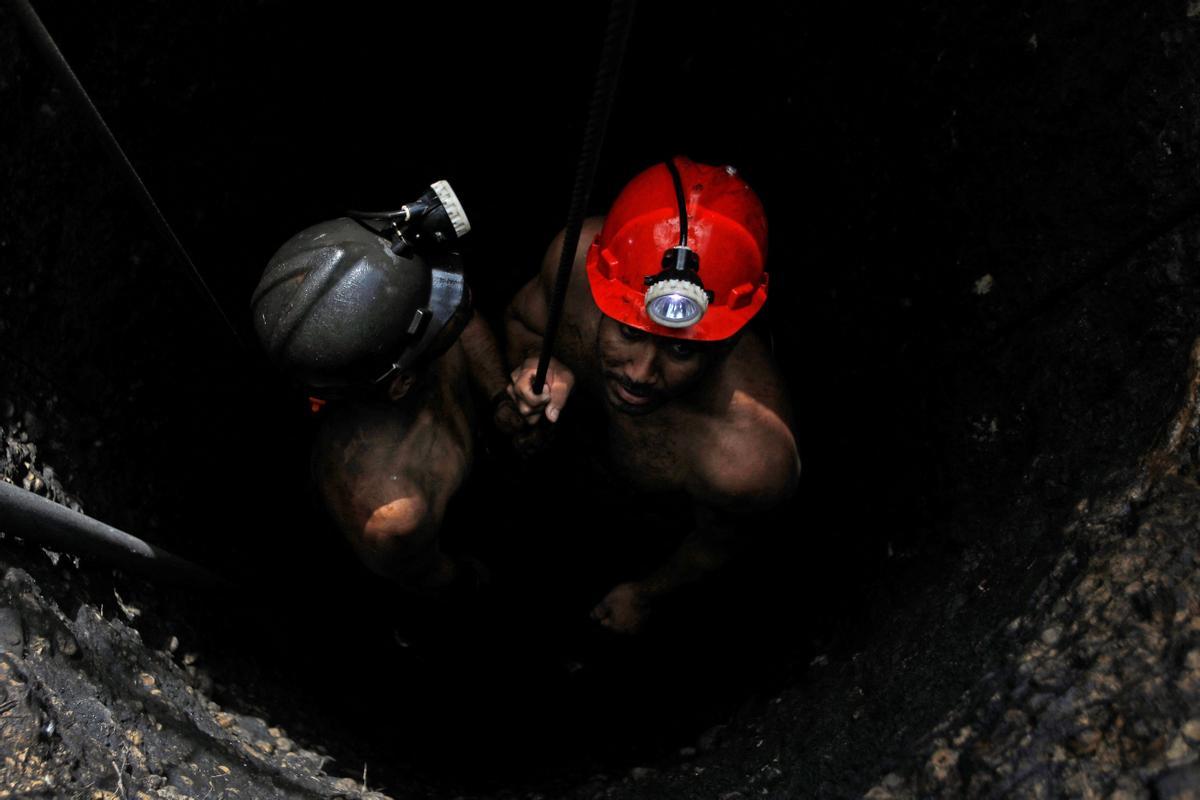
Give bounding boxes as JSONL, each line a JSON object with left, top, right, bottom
{"left": 3, "top": 1, "right": 1200, "bottom": 798}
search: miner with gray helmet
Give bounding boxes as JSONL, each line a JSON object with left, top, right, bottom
{"left": 252, "top": 181, "right": 519, "bottom": 597}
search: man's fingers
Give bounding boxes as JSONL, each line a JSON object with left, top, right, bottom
{"left": 494, "top": 403, "right": 525, "bottom": 436}
{"left": 513, "top": 398, "right": 543, "bottom": 426}
{"left": 510, "top": 372, "right": 550, "bottom": 405}
{"left": 546, "top": 375, "right": 572, "bottom": 423}
{"left": 509, "top": 359, "right": 565, "bottom": 425}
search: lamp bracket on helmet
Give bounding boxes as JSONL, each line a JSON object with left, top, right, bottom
{"left": 370, "top": 254, "right": 470, "bottom": 385}
{"left": 643, "top": 159, "right": 710, "bottom": 329}
{"left": 348, "top": 179, "right": 471, "bottom": 258}
{"left": 346, "top": 179, "right": 474, "bottom": 384}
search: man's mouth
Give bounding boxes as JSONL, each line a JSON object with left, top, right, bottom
{"left": 606, "top": 375, "right": 657, "bottom": 409}
{"left": 613, "top": 381, "right": 653, "bottom": 406}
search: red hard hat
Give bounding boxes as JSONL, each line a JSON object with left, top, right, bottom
{"left": 585, "top": 156, "right": 768, "bottom": 341}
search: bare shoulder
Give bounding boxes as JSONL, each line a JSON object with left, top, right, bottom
{"left": 538, "top": 216, "right": 605, "bottom": 367}
{"left": 311, "top": 358, "right": 471, "bottom": 514}
{"left": 689, "top": 334, "right": 800, "bottom": 513}
{"left": 539, "top": 215, "right": 606, "bottom": 291}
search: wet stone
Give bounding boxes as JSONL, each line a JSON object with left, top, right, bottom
{"left": 21, "top": 411, "right": 42, "bottom": 439}
{"left": 757, "top": 765, "right": 784, "bottom": 783}
{"left": 1072, "top": 728, "right": 1103, "bottom": 756}
{"left": 927, "top": 747, "right": 959, "bottom": 783}
{"left": 1156, "top": 762, "right": 1200, "bottom": 799}
{"left": 1167, "top": 735, "right": 1194, "bottom": 765}
{"left": 0, "top": 607, "right": 24, "bottom": 653}
{"left": 53, "top": 627, "right": 78, "bottom": 657}
{"left": 698, "top": 724, "right": 727, "bottom": 752}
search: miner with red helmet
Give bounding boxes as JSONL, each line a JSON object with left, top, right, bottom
{"left": 505, "top": 157, "right": 800, "bottom": 634}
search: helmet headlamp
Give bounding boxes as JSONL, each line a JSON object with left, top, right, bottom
{"left": 348, "top": 179, "right": 471, "bottom": 257}
{"left": 643, "top": 160, "right": 710, "bottom": 330}
{"left": 645, "top": 278, "right": 709, "bottom": 327}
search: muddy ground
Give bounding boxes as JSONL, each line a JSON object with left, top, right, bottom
{"left": 4, "top": 0, "right": 1200, "bottom": 798}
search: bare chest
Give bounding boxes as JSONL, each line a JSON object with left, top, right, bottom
{"left": 603, "top": 412, "right": 692, "bottom": 494}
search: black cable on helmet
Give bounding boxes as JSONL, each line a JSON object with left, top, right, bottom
{"left": 665, "top": 157, "right": 689, "bottom": 248}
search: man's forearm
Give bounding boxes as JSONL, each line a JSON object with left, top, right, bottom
{"left": 505, "top": 318, "right": 542, "bottom": 365}
{"left": 459, "top": 313, "right": 510, "bottom": 400}
{"left": 503, "top": 280, "right": 549, "bottom": 366}
{"left": 639, "top": 537, "right": 733, "bottom": 600}
{"left": 638, "top": 509, "right": 744, "bottom": 600}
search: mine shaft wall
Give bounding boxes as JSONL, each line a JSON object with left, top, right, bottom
{"left": 2, "top": 1, "right": 1200, "bottom": 799}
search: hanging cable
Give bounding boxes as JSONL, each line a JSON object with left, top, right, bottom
{"left": 7, "top": 0, "right": 247, "bottom": 352}
{"left": 532, "top": 0, "right": 637, "bottom": 394}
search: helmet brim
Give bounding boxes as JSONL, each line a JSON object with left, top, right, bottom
{"left": 585, "top": 240, "right": 766, "bottom": 341}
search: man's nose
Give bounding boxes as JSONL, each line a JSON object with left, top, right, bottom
{"left": 622, "top": 344, "right": 657, "bottom": 385}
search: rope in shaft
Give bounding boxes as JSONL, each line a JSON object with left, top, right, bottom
{"left": 533, "top": 0, "right": 637, "bottom": 394}
{"left": 7, "top": 0, "right": 246, "bottom": 352}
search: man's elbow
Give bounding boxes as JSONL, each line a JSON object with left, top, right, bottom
{"left": 352, "top": 495, "right": 434, "bottom": 576}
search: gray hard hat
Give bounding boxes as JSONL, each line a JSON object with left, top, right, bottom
{"left": 251, "top": 215, "right": 469, "bottom": 392}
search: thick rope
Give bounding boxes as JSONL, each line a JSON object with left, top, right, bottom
{"left": 533, "top": 0, "right": 637, "bottom": 393}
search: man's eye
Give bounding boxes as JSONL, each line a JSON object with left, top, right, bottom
{"left": 619, "top": 325, "right": 645, "bottom": 340}
{"left": 668, "top": 342, "right": 697, "bottom": 359}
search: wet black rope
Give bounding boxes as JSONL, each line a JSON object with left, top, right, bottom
{"left": 533, "top": 0, "right": 637, "bottom": 393}
{"left": 7, "top": 0, "right": 247, "bottom": 353}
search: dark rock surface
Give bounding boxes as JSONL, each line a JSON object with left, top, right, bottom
{"left": 0, "top": 412, "right": 408, "bottom": 799}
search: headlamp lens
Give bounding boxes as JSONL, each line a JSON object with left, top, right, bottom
{"left": 644, "top": 278, "right": 709, "bottom": 328}
{"left": 648, "top": 293, "right": 703, "bottom": 325}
